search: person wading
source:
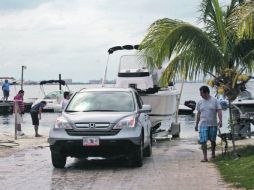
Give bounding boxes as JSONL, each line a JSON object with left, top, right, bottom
{"left": 195, "top": 85, "right": 222, "bottom": 162}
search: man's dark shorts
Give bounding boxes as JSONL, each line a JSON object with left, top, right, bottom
{"left": 30, "top": 112, "right": 39, "bottom": 125}
{"left": 3, "top": 90, "right": 9, "bottom": 98}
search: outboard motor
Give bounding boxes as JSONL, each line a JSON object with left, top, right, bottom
{"left": 184, "top": 100, "right": 196, "bottom": 111}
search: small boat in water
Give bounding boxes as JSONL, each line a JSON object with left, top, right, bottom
{"left": 178, "top": 104, "right": 193, "bottom": 115}
{"left": 178, "top": 100, "right": 196, "bottom": 115}
{"left": 31, "top": 80, "right": 71, "bottom": 112}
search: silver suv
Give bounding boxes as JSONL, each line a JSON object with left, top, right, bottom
{"left": 48, "top": 88, "right": 152, "bottom": 168}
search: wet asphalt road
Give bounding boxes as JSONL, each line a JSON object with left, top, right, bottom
{"left": 0, "top": 136, "right": 233, "bottom": 190}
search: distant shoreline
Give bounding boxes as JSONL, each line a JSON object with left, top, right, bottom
{"left": 1, "top": 80, "right": 253, "bottom": 86}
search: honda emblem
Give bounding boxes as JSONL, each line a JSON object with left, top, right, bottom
{"left": 89, "top": 123, "right": 95, "bottom": 128}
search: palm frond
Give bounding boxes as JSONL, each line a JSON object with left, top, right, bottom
{"left": 160, "top": 54, "right": 191, "bottom": 86}
{"left": 233, "top": 39, "right": 254, "bottom": 63}
{"left": 140, "top": 18, "right": 182, "bottom": 65}
{"left": 140, "top": 0, "right": 254, "bottom": 90}
{"left": 140, "top": 18, "right": 223, "bottom": 79}
{"left": 159, "top": 50, "right": 218, "bottom": 86}
{"left": 199, "top": 0, "right": 226, "bottom": 51}
{"left": 233, "top": 39, "right": 254, "bottom": 74}
{"left": 226, "top": 0, "right": 254, "bottom": 39}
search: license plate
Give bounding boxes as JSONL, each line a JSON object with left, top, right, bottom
{"left": 83, "top": 137, "right": 100, "bottom": 146}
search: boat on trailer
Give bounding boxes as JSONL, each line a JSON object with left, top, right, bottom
{"left": 105, "top": 45, "right": 181, "bottom": 137}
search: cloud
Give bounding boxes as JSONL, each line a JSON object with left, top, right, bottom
{"left": 0, "top": 0, "right": 230, "bottom": 82}
{"left": 0, "top": 0, "right": 51, "bottom": 11}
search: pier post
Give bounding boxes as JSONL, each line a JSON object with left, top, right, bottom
{"left": 21, "top": 65, "right": 27, "bottom": 90}
{"left": 14, "top": 101, "right": 18, "bottom": 140}
{"left": 59, "top": 74, "right": 62, "bottom": 91}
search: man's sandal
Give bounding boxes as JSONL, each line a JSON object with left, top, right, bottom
{"left": 200, "top": 159, "right": 208, "bottom": 162}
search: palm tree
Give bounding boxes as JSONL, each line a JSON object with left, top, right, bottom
{"left": 140, "top": 0, "right": 254, "bottom": 158}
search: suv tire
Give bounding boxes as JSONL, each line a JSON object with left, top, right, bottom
{"left": 143, "top": 134, "right": 152, "bottom": 157}
{"left": 129, "top": 137, "right": 143, "bottom": 167}
{"left": 51, "top": 152, "right": 66, "bottom": 169}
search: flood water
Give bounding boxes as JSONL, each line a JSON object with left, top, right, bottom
{"left": 0, "top": 82, "right": 254, "bottom": 138}
{"left": 0, "top": 82, "right": 253, "bottom": 190}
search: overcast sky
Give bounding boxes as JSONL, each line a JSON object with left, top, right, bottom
{"left": 0, "top": 0, "right": 230, "bottom": 82}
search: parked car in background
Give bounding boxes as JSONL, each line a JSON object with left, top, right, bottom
{"left": 48, "top": 88, "right": 152, "bottom": 168}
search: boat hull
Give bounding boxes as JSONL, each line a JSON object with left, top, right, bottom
{"left": 32, "top": 99, "right": 62, "bottom": 113}
{"left": 140, "top": 89, "right": 179, "bottom": 127}
{"left": 178, "top": 104, "right": 193, "bottom": 115}
{"left": 232, "top": 99, "right": 254, "bottom": 114}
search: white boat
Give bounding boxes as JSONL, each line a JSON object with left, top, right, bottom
{"left": 32, "top": 80, "right": 70, "bottom": 112}
{"left": 178, "top": 104, "right": 193, "bottom": 115}
{"left": 231, "top": 90, "right": 254, "bottom": 138}
{"left": 177, "top": 100, "right": 196, "bottom": 115}
{"left": 105, "top": 45, "right": 180, "bottom": 136}
{"left": 232, "top": 99, "right": 254, "bottom": 114}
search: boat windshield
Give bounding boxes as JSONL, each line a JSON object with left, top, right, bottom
{"left": 44, "top": 90, "right": 63, "bottom": 99}
{"left": 66, "top": 91, "right": 135, "bottom": 112}
{"left": 119, "top": 55, "right": 151, "bottom": 73}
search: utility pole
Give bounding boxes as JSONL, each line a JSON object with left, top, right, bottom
{"left": 21, "top": 65, "right": 27, "bottom": 90}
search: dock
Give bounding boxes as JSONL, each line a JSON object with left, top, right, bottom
{"left": 0, "top": 101, "right": 13, "bottom": 114}
{"left": 0, "top": 100, "right": 33, "bottom": 114}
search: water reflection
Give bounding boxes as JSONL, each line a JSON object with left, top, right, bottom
{"left": 178, "top": 114, "right": 198, "bottom": 139}
{"left": 50, "top": 157, "right": 129, "bottom": 190}
{"left": 1, "top": 114, "right": 11, "bottom": 125}
{"left": 0, "top": 112, "right": 58, "bottom": 136}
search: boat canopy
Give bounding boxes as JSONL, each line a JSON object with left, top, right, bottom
{"left": 40, "top": 80, "right": 66, "bottom": 85}
{"left": 108, "top": 45, "right": 140, "bottom": 54}
{"left": 0, "top": 77, "right": 16, "bottom": 80}
{"left": 39, "top": 79, "right": 70, "bottom": 97}
{"left": 0, "top": 77, "right": 17, "bottom": 85}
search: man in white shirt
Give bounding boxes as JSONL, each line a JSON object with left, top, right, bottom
{"left": 195, "top": 86, "right": 222, "bottom": 162}
{"left": 61, "top": 91, "right": 71, "bottom": 111}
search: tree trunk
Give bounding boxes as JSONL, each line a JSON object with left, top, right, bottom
{"left": 228, "top": 100, "right": 238, "bottom": 159}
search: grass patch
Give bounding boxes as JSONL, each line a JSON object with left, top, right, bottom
{"left": 213, "top": 145, "right": 254, "bottom": 190}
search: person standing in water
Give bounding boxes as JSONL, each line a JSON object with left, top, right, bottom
{"left": 30, "top": 101, "right": 47, "bottom": 137}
